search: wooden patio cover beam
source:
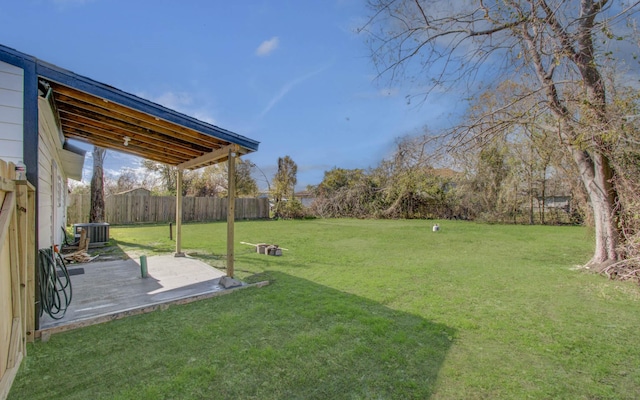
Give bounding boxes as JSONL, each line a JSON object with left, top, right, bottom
{"left": 177, "top": 144, "right": 240, "bottom": 170}
{"left": 51, "top": 85, "right": 227, "bottom": 149}
{"left": 175, "top": 145, "right": 239, "bottom": 278}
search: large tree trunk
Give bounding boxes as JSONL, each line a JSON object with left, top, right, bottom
{"left": 90, "top": 147, "right": 106, "bottom": 223}
{"left": 524, "top": 13, "right": 619, "bottom": 266}
{"left": 571, "top": 146, "right": 619, "bottom": 268}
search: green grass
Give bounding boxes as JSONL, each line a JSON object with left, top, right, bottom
{"left": 10, "top": 219, "right": 640, "bottom": 399}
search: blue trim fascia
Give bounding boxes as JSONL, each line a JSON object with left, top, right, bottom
{"left": 0, "top": 43, "right": 259, "bottom": 152}
{"left": 22, "top": 60, "right": 40, "bottom": 326}
{"left": 0, "top": 44, "right": 37, "bottom": 71}
{"left": 23, "top": 61, "right": 38, "bottom": 186}
{"left": 0, "top": 45, "right": 41, "bottom": 320}
{"left": 0, "top": 45, "right": 39, "bottom": 186}
{"left": 35, "top": 61, "right": 260, "bottom": 152}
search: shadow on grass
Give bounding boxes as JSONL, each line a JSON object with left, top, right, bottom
{"left": 11, "top": 271, "right": 454, "bottom": 400}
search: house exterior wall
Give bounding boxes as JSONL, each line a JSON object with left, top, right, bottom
{"left": 0, "top": 55, "right": 65, "bottom": 250}
{"left": 37, "top": 97, "right": 67, "bottom": 248}
{"left": 0, "top": 60, "right": 24, "bottom": 165}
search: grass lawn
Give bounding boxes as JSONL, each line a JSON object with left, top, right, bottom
{"left": 9, "top": 219, "right": 640, "bottom": 399}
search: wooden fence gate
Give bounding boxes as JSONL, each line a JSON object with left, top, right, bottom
{"left": 0, "top": 160, "right": 35, "bottom": 400}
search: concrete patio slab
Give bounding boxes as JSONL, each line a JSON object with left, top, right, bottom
{"left": 38, "top": 254, "right": 231, "bottom": 333}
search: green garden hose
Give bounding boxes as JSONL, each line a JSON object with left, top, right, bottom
{"left": 38, "top": 248, "right": 72, "bottom": 320}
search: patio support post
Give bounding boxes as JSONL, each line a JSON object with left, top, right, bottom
{"left": 226, "top": 149, "right": 236, "bottom": 277}
{"left": 175, "top": 168, "right": 185, "bottom": 257}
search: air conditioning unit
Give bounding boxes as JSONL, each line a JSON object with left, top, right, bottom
{"left": 73, "top": 223, "right": 110, "bottom": 244}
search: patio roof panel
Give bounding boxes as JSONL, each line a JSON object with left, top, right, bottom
{"left": 35, "top": 60, "right": 259, "bottom": 169}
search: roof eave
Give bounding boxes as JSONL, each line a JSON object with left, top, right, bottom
{"left": 35, "top": 61, "right": 260, "bottom": 153}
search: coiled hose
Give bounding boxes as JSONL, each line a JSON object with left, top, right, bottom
{"left": 38, "top": 248, "right": 72, "bottom": 319}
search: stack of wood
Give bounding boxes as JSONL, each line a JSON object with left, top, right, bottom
{"left": 240, "top": 241, "right": 285, "bottom": 256}
{"left": 63, "top": 251, "right": 97, "bottom": 263}
{"left": 256, "top": 243, "right": 283, "bottom": 256}
{"left": 62, "top": 228, "right": 98, "bottom": 263}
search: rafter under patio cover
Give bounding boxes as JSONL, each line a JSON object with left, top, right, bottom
{"left": 37, "top": 60, "right": 258, "bottom": 168}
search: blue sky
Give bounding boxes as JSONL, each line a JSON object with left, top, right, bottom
{"left": 0, "top": 0, "right": 460, "bottom": 190}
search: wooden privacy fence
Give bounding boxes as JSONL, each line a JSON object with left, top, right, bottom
{"left": 67, "top": 194, "right": 269, "bottom": 225}
{"left": 0, "top": 160, "right": 35, "bottom": 400}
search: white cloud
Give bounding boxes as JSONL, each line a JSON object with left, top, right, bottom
{"left": 256, "top": 37, "right": 279, "bottom": 57}
{"left": 151, "top": 91, "right": 194, "bottom": 110}
{"left": 137, "top": 90, "right": 218, "bottom": 125}
{"left": 190, "top": 111, "right": 216, "bottom": 125}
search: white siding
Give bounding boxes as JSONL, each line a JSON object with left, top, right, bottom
{"left": 38, "top": 97, "right": 68, "bottom": 249}
{"left": 0, "top": 104, "right": 23, "bottom": 125}
{"left": 0, "top": 61, "right": 23, "bottom": 165}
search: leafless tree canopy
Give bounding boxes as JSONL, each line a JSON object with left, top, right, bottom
{"left": 362, "top": 0, "right": 640, "bottom": 271}
{"left": 364, "top": 1, "right": 639, "bottom": 97}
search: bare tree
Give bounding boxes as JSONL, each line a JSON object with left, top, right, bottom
{"left": 113, "top": 168, "right": 139, "bottom": 195}
{"left": 199, "top": 159, "right": 259, "bottom": 197}
{"left": 246, "top": 160, "right": 272, "bottom": 193}
{"left": 311, "top": 168, "right": 380, "bottom": 218}
{"left": 457, "top": 82, "right": 566, "bottom": 224}
{"left": 363, "top": 0, "right": 640, "bottom": 269}
{"left": 234, "top": 159, "right": 259, "bottom": 197}
{"left": 188, "top": 164, "right": 226, "bottom": 197}
{"left": 142, "top": 160, "right": 178, "bottom": 195}
{"left": 273, "top": 156, "right": 301, "bottom": 218}
{"left": 89, "top": 146, "right": 106, "bottom": 223}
